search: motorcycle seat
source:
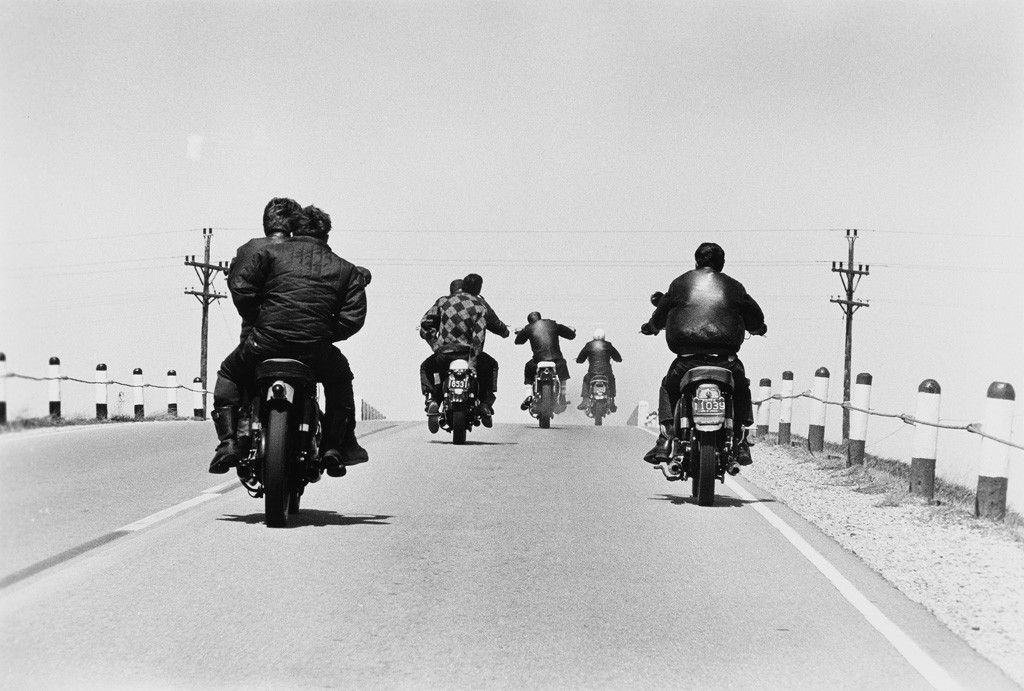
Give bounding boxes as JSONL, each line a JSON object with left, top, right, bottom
{"left": 680, "top": 366, "right": 734, "bottom": 392}
{"left": 256, "top": 358, "right": 316, "bottom": 384}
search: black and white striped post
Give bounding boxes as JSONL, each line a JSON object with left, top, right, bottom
{"left": 95, "top": 364, "right": 108, "bottom": 420}
{"left": 166, "top": 370, "right": 178, "bottom": 416}
{"left": 192, "top": 377, "right": 205, "bottom": 420}
{"left": 847, "top": 373, "right": 872, "bottom": 466}
{"left": 910, "top": 379, "right": 941, "bottom": 501}
{"left": 778, "top": 371, "right": 794, "bottom": 445}
{"left": 48, "top": 356, "right": 61, "bottom": 419}
{"left": 808, "top": 367, "right": 830, "bottom": 452}
{"left": 756, "top": 378, "right": 771, "bottom": 438}
{"left": 0, "top": 352, "right": 7, "bottom": 425}
{"left": 133, "top": 368, "right": 144, "bottom": 419}
{"left": 976, "top": 382, "right": 1015, "bottom": 521}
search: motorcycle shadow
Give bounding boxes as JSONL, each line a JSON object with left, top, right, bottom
{"left": 426, "top": 440, "right": 519, "bottom": 446}
{"left": 217, "top": 511, "right": 393, "bottom": 527}
{"left": 650, "top": 493, "right": 771, "bottom": 509}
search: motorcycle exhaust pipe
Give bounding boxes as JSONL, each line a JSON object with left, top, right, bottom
{"left": 659, "top": 461, "right": 682, "bottom": 481}
{"left": 726, "top": 460, "right": 741, "bottom": 476}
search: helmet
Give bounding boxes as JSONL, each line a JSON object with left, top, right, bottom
{"left": 527, "top": 312, "right": 541, "bottom": 324}
{"left": 593, "top": 328, "right": 605, "bottom": 341}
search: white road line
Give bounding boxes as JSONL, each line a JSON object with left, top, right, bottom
{"left": 118, "top": 494, "right": 219, "bottom": 532}
{"left": 638, "top": 426, "right": 962, "bottom": 691}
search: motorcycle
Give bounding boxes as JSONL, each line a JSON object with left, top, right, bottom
{"left": 526, "top": 360, "right": 561, "bottom": 429}
{"left": 427, "top": 350, "right": 485, "bottom": 445}
{"left": 236, "top": 358, "right": 325, "bottom": 527}
{"left": 583, "top": 374, "right": 611, "bottom": 426}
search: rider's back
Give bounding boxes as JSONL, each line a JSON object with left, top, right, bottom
{"left": 658, "top": 267, "right": 764, "bottom": 355}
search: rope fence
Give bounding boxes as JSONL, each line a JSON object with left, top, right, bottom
{"left": 4, "top": 372, "right": 210, "bottom": 394}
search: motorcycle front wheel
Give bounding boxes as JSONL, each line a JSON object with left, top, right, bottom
{"left": 263, "top": 407, "right": 292, "bottom": 527}
{"left": 693, "top": 430, "right": 717, "bottom": 507}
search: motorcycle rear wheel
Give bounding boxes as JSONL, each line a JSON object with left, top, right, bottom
{"left": 452, "top": 408, "right": 468, "bottom": 445}
{"left": 263, "top": 407, "right": 291, "bottom": 528}
{"left": 538, "top": 383, "right": 553, "bottom": 429}
{"left": 592, "top": 401, "right": 605, "bottom": 426}
{"left": 693, "top": 431, "right": 717, "bottom": 507}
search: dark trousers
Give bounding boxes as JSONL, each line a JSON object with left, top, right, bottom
{"left": 523, "top": 357, "right": 570, "bottom": 385}
{"left": 214, "top": 338, "right": 355, "bottom": 449}
{"left": 658, "top": 354, "right": 751, "bottom": 437}
{"left": 420, "top": 351, "right": 499, "bottom": 406}
{"left": 581, "top": 371, "right": 616, "bottom": 398}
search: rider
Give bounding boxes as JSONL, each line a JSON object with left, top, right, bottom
{"left": 209, "top": 204, "right": 369, "bottom": 478}
{"left": 575, "top": 328, "right": 623, "bottom": 413}
{"left": 515, "top": 312, "right": 576, "bottom": 412}
{"left": 640, "top": 242, "right": 766, "bottom": 466}
{"left": 419, "top": 272, "right": 510, "bottom": 426}
{"left": 418, "top": 278, "right": 463, "bottom": 409}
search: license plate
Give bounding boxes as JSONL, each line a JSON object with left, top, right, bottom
{"left": 694, "top": 398, "right": 725, "bottom": 414}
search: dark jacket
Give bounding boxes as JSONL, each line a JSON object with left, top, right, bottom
{"left": 419, "top": 292, "right": 509, "bottom": 359}
{"left": 515, "top": 319, "right": 576, "bottom": 361}
{"left": 228, "top": 233, "right": 288, "bottom": 343}
{"left": 576, "top": 339, "right": 622, "bottom": 376}
{"left": 230, "top": 236, "right": 367, "bottom": 352}
{"left": 647, "top": 267, "right": 765, "bottom": 355}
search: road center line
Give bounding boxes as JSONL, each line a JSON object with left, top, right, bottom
{"left": 638, "top": 427, "right": 962, "bottom": 691}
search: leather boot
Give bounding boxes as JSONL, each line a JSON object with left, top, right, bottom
{"left": 210, "top": 406, "right": 241, "bottom": 474}
{"left": 340, "top": 407, "right": 369, "bottom": 466}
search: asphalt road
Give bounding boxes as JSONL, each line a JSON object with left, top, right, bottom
{"left": 0, "top": 419, "right": 1016, "bottom": 690}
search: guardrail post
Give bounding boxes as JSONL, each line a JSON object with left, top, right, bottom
{"left": 848, "top": 373, "right": 872, "bottom": 466}
{"left": 808, "top": 367, "right": 829, "bottom": 452}
{"left": 48, "top": 356, "right": 61, "bottom": 419}
{"left": 637, "top": 401, "right": 649, "bottom": 427}
{"left": 166, "top": 370, "right": 178, "bottom": 416}
{"left": 133, "top": 368, "right": 144, "bottom": 419}
{"left": 192, "top": 377, "right": 205, "bottom": 420}
{"left": 0, "top": 352, "right": 7, "bottom": 424}
{"left": 95, "top": 364, "right": 108, "bottom": 420}
{"left": 909, "top": 379, "right": 941, "bottom": 501}
{"left": 778, "top": 371, "right": 794, "bottom": 445}
{"left": 355, "top": 395, "right": 364, "bottom": 421}
{"left": 976, "top": 382, "right": 1015, "bottom": 521}
{"left": 756, "top": 378, "right": 771, "bottom": 438}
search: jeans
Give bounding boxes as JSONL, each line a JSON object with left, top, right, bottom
{"left": 658, "top": 354, "right": 751, "bottom": 437}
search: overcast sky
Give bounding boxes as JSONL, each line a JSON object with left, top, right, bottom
{"left": 1, "top": 1, "right": 1021, "bottom": 491}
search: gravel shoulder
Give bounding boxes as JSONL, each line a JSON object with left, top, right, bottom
{"left": 742, "top": 437, "right": 1024, "bottom": 688}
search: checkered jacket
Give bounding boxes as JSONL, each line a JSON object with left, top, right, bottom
{"left": 420, "top": 292, "right": 509, "bottom": 362}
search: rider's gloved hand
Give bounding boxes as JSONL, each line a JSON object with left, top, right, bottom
{"left": 751, "top": 324, "right": 768, "bottom": 336}
{"left": 640, "top": 322, "right": 657, "bottom": 336}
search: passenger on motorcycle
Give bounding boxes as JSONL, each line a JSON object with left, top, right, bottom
{"left": 515, "top": 312, "right": 576, "bottom": 411}
{"left": 209, "top": 202, "right": 369, "bottom": 478}
{"left": 419, "top": 272, "right": 510, "bottom": 424}
{"left": 418, "top": 277, "right": 463, "bottom": 407}
{"left": 575, "top": 328, "right": 622, "bottom": 412}
{"left": 640, "top": 242, "right": 766, "bottom": 466}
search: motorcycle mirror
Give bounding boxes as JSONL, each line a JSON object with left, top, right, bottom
{"left": 650, "top": 291, "right": 664, "bottom": 306}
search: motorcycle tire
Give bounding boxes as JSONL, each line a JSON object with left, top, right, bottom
{"left": 592, "top": 401, "right": 605, "bottom": 426}
{"left": 263, "top": 407, "right": 292, "bottom": 528}
{"left": 452, "top": 408, "right": 468, "bottom": 445}
{"left": 538, "top": 383, "right": 553, "bottom": 429}
{"left": 693, "top": 430, "right": 717, "bottom": 507}
{"left": 289, "top": 488, "right": 301, "bottom": 514}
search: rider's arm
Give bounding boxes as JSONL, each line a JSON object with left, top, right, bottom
{"left": 229, "top": 247, "right": 269, "bottom": 325}
{"left": 514, "top": 325, "right": 531, "bottom": 345}
{"left": 481, "top": 300, "right": 510, "bottom": 338}
{"left": 739, "top": 289, "right": 767, "bottom": 335}
{"left": 333, "top": 266, "right": 367, "bottom": 342}
{"left": 609, "top": 343, "right": 623, "bottom": 362}
{"left": 576, "top": 343, "right": 589, "bottom": 364}
{"left": 557, "top": 323, "right": 576, "bottom": 340}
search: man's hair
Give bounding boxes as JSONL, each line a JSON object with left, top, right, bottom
{"left": 297, "top": 205, "right": 331, "bottom": 240}
{"left": 463, "top": 273, "right": 483, "bottom": 295}
{"left": 263, "top": 197, "right": 301, "bottom": 236}
{"left": 449, "top": 278, "right": 464, "bottom": 295}
{"left": 695, "top": 242, "right": 725, "bottom": 271}
{"left": 527, "top": 311, "right": 541, "bottom": 323}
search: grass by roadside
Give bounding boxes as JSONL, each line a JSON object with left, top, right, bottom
{"left": 0, "top": 414, "right": 197, "bottom": 435}
{"left": 769, "top": 433, "right": 1024, "bottom": 542}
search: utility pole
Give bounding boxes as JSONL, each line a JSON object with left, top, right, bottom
{"left": 184, "top": 228, "right": 228, "bottom": 417}
{"left": 830, "top": 229, "right": 870, "bottom": 441}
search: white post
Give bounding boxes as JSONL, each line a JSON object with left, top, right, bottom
{"left": 354, "top": 395, "right": 364, "bottom": 422}
{"left": 132, "top": 368, "right": 144, "bottom": 419}
{"left": 48, "top": 356, "right": 61, "bottom": 419}
{"left": 778, "top": 371, "right": 794, "bottom": 445}
{"left": 95, "top": 364, "right": 108, "bottom": 420}
{"left": 808, "top": 367, "right": 830, "bottom": 452}
{"left": 637, "top": 401, "right": 650, "bottom": 428}
{"left": 848, "top": 372, "right": 872, "bottom": 466}
{"left": 192, "top": 377, "right": 205, "bottom": 420}
{"left": 756, "top": 378, "right": 772, "bottom": 438}
{"left": 976, "top": 382, "right": 1015, "bottom": 521}
{"left": 910, "top": 379, "right": 941, "bottom": 501}
{"left": 166, "top": 370, "right": 178, "bottom": 416}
